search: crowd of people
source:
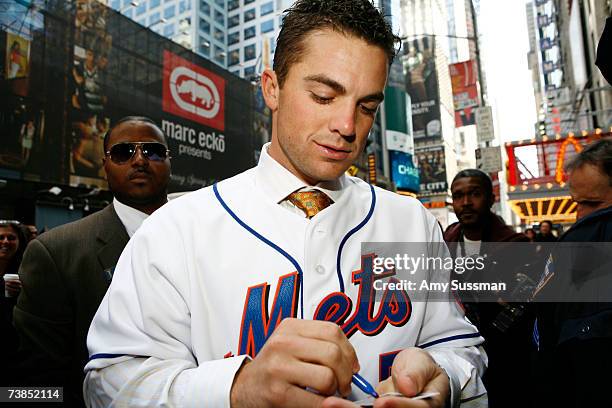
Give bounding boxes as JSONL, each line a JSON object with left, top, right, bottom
{"left": 1, "top": 1, "right": 610, "bottom": 408}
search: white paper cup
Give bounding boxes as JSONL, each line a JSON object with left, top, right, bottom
{"left": 3, "top": 273, "right": 19, "bottom": 297}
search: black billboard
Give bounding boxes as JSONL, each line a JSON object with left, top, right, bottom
{"left": 404, "top": 37, "right": 442, "bottom": 141}
{"left": 1, "top": 0, "right": 255, "bottom": 193}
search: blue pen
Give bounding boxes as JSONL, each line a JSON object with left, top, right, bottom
{"left": 352, "top": 373, "right": 379, "bottom": 398}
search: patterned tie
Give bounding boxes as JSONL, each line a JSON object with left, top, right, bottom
{"left": 287, "top": 190, "right": 333, "bottom": 219}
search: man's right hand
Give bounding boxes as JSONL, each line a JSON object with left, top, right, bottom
{"left": 230, "top": 318, "right": 360, "bottom": 408}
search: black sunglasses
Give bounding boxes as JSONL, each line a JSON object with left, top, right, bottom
{"left": 106, "top": 142, "right": 170, "bottom": 164}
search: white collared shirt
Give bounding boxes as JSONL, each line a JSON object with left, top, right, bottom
{"left": 257, "top": 143, "right": 345, "bottom": 218}
{"left": 112, "top": 198, "right": 149, "bottom": 238}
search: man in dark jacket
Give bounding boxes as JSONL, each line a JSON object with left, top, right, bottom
{"left": 534, "top": 139, "right": 612, "bottom": 408}
{"left": 445, "top": 169, "right": 533, "bottom": 408}
{"left": 14, "top": 116, "right": 171, "bottom": 406}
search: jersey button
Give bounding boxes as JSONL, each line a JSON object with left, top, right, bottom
{"left": 315, "top": 265, "right": 326, "bottom": 274}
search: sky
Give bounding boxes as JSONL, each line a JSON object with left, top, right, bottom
{"left": 479, "top": 0, "right": 538, "bottom": 142}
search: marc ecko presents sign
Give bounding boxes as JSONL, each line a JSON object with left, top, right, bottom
{"left": 163, "top": 50, "right": 225, "bottom": 131}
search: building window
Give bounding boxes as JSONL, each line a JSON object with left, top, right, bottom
{"left": 244, "top": 8, "right": 255, "bottom": 22}
{"left": 111, "top": 0, "right": 120, "bottom": 9}
{"left": 229, "top": 50, "right": 240, "bottom": 66}
{"left": 214, "top": 10, "right": 225, "bottom": 26}
{"left": 179, "top": 0, "right": 190, "bottom": 13}
{"left": 200, "top": 18, "right": 211, "bottom": 34}
{"left": 260, "top": 1, "right": 273, "bottom": 16}
{"left": 228, "top": 0, "right": 239, "bottom": 11}
{"left": 244, "top": 44, "right": 256, "bottom": 61}
{"left": 228, "top": 31, "right": 240, "bottom": 45}
{"left": 214, "top": 46, "right": 226, "bottom": 65}
{"left": 244, "top": 26, "right": 255, "bottom": 40}
{"left": 215, "top": 0, "right": 225, "bottom": 7}
{"left": 228, "top": 14, "right": 239, "bottom": 28}
{"left": 149, "top": 12, "right": 161, "bottom": 25}
{"left": 214, "top": 27, "right": 225, "bottom": 43}
{"left": 164, "top": 6, "right": 175, "bottom": 18}
{"left": 150, "top": 0, "right": 161, "bottom": 9}
{"left": 124, "top": 9, "right": 133, "bottom": 18}
{"left": 261, "top": 19, "right": 273, "bottom": 33}
{"left": 244, "top": 0, "right": 255, "bottom": 4}
{"left": 136, "top": 1, "right": 146, "bottom": 14}
{"left": 164, "top": 24, "right": 175, "bottom": 36}
{"left": 244, "top": 65, "right": 255, "bottom": 76}
{"left": 201, "top": 1, "right": 210, "bottom": 15}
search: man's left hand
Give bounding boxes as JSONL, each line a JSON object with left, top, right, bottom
{"left": 323, "top": 347, "right": 449, "bottom": 408}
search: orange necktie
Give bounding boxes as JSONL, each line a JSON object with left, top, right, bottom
{"left": 287, "top": 190, "right": 333, "bottom": 219}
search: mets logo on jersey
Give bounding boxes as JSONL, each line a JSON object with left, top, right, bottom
{"left": 237, "top": 253, "right": 412, "bottom": 358}
{"left": 162, "top": 50, "right": 225, "bottom": 131}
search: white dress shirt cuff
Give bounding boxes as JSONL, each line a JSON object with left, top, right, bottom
{"left": 183, "top": 355, "right": 249, "bottom": 407}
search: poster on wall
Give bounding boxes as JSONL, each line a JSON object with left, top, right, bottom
{"left": 404, "top": 37, "right": 441, "bottom": 140}
{"left": 68, "top": 0, "right": 113, "bottom": 188}
{"left": 5, "top": 32, "right": 30, "bottom": 79}
{"left": 450, "top": 60, "right": 480, "bottom": 127}
{"left": 415, "top": 145, "right": 447, "bottom": 195}
{"left": 0, "top": 103, "right": 46, "bottom": 174}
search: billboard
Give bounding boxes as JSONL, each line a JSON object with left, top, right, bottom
{"left": 390, "top": 150, "right": 419, "bottom": 192}
{"left": 449, "top": 60, "right": 480, "bottom": 127}
{"left": 404, "top": 37, "right": 441, "bottom": 140}
{"left": 1, "top": 0, "right": 255, "bottom": 192}
{"left": 415, "top": 145, "right": 447, "bottom": 195}
{"left": 68, "top": 0, "right": 113, "bottom": 187}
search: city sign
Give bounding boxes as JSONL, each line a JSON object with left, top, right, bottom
{"left": 476, "top": 147, "right": 502, "bottom": 174}
{"left": 476, "top": 106, "right": 495, "bottom": 143}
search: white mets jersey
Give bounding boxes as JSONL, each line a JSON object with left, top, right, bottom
{"left": 84, "top": 148, "right": 486, "bottom": 407}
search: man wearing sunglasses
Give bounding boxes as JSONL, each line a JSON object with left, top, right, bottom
{"left": 14, "top": 116, "right": 171, "bottom": 406}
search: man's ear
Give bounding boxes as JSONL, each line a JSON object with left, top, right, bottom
{"left": 487, "top": 193, "right": 495, "bottom": 208}
{"left": 261, "top": 69, "right": 279, "bottom": 111}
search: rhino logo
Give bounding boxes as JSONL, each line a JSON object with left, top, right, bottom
{"left": 169, "top": 66, "right": 221, "bottom": 119}
{"left": 177, "top": 79, "right": 214, "bottom": 109}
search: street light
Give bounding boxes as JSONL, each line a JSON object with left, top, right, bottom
{"left": 62, "top": 197, "right": 74, "bottom": 211}
{"left": 120, "top": 1, "right": 139, "bottom": 13}
{"left": 37, "top": 186, "right": 62, "bottom": 196}
{"left": 147, "top": 18, "right": 167, "bottom": 29}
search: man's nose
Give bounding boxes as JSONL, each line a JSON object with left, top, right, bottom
{"left": 329, "top": 102, "right": 357, "bottom": 139}
{"left": 461, "top": 195, "right": 473, "bottom": 206}
{"left": 131, "top": 146, "right": 149, "bottom": 166}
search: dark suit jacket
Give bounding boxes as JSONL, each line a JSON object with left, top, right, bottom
{"left": 14, "top": 204, "right": 129, "bottom": 406}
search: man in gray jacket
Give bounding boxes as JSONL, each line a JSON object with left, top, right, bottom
{"left": 14, "top": 116, "right": 171, "bottom": 406}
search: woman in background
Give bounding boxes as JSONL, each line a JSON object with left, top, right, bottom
{"left": 0, "top": 220, "right": 27, "bottom": 384}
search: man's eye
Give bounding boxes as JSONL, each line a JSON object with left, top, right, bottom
{"left": 311, "top": 93, "right": 333, "bottom": 104}
{"left": 360, "top": 104, "right": 378, "bottom": 115}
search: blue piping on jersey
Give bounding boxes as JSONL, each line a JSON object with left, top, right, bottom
{"left": 213, "top": 183, "right": 306, "bottom": 318}
{"left": 89, "top": 353, "right": 130, "bottom": 361}
{"left": 336, "top": 184, "right": 376, "bottom": 293}
{"left": 418, "top": 332, "right": 482, "bottom": 349}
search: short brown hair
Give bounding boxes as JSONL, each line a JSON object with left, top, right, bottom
{"left": 273, "top": 0, "right": 400, "bottom": 87}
